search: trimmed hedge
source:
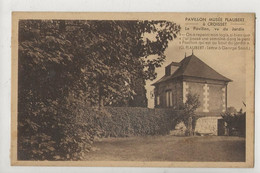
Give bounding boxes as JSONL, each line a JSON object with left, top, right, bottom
{"left": 90, "top": 107, "right": 180, "bottom": 137}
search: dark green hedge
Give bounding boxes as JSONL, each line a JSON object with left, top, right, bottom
{"left": 92, "top": 107, "right": 179, "bottom": 137}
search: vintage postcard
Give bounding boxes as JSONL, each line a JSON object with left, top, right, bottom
{"left": 11, "top": 12, "right": 255, "bottom": 167}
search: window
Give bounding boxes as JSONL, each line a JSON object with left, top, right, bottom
{"left": 156, "top": 96, "right": 160, "bottom": 106}
{"left": 166, "top": 90, "right": 173, "bottom": 107}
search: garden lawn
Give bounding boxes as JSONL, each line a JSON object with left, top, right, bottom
{"left": 84, "top": 135, "right": 245, "bottom": 162}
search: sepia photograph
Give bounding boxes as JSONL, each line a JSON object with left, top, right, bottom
{"left": 11, "top": 12, "right": 255, "bottom": 167}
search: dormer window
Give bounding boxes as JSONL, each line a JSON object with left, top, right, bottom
{"left": 165, "top": 62, "right": 180, "bottom": 76}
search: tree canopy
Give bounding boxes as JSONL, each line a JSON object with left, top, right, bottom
{"left": 19, "top": 20, "right": 180, "bottom": 107}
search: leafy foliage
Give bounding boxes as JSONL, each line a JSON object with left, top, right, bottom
{"left": 18, "top": 20, "right": 180, "bottom": 106}
{"left": 18, "top": 95, "right": 97, "bottom": 160}
{"left": 221, "top": 109, "right": 246, "bottom": 137}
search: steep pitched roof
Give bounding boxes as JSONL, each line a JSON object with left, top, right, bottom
{"left": 152, "top": 54, "right": 232, "bottom": 85}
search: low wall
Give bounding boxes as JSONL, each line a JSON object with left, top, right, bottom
{"left": 195, "top": 116, "right": 222, "bottom": 135}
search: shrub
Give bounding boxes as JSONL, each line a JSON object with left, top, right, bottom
{"left": 174, "top": 93, "right": 200, "bottom": 136}
{"left": 18, "top": 97, "right": 98, "bottom": 161}
{"left": 221, "top": 109, "right": 246, "bottom": 137}
{"left": 91, "top": 107, "right": 179, "bottom": 137}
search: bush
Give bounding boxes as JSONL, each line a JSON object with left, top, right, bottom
{"left": 174, "top": 93, "right": 200, "bottom": 136}
{"left": 221, "top": 109, "right": 246, "bottom": 137}
{"left": 91, "top": 107, "right": 179, "bottom": 137}
{"left": 18, "top": 97, "right": 98, "bottom": 161}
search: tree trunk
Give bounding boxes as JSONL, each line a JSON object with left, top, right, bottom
{"left": 187, "top": 116, "right": 193, "bottom": 136}
{"left": 98, "top": 85, "right": 104, "bottom": 109}
{"left": 191, "top": 116, "right": 197, "bottom": 136}
{"left": 99, "top": 95, "right": 104, "bottom": 108}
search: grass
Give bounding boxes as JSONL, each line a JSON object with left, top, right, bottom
{"left": 84, "top": 135, "right": 245, "bottom": 162}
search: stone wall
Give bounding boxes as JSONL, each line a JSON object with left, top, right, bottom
{"left": 208, "top": 84, "right": 226, "bottom": 113}
{"left": 195, "top": 116, "right": 222, "bottom": 135}
{"left": 174, "top": 116, "right": 222, "bottom": 136}
{"left": 185, "top": 82, "right": 205, "bottom": 112}
{"left": 183, "top": 81, "right": 226, "bottom": 113}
